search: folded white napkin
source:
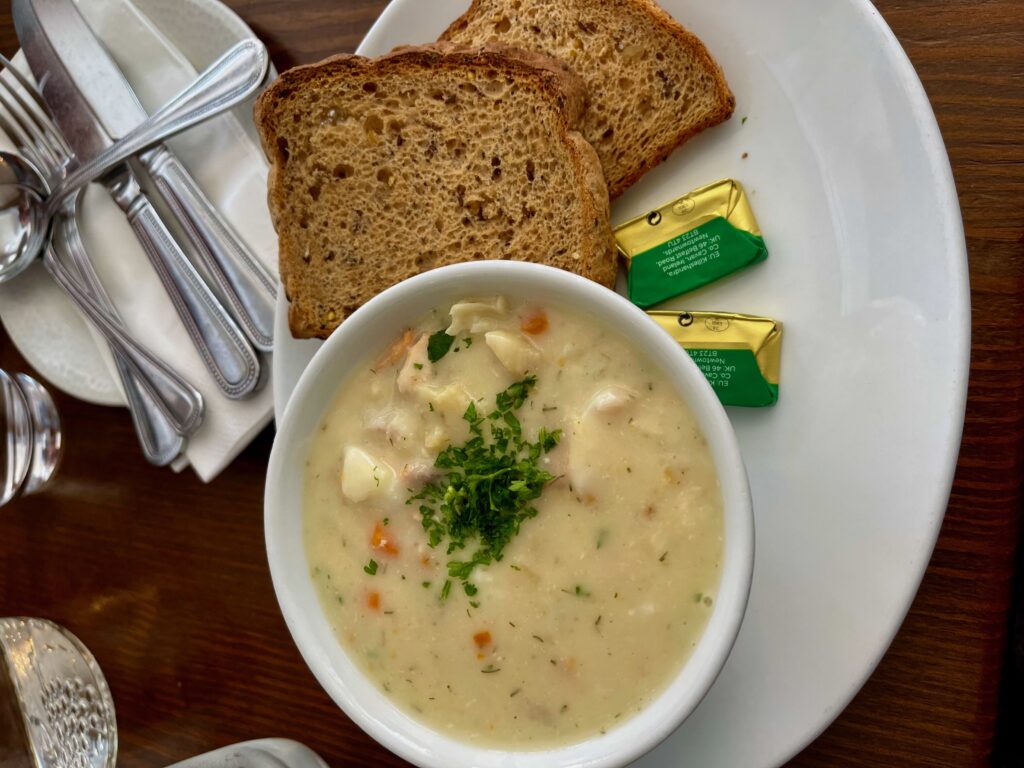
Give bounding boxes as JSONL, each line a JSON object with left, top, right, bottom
{"left": 63, "top": 0, "right": 277, "bottom": 481}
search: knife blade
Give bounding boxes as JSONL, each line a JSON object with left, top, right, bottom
{"left": 13, "top": 0, "right": 263, "bottom": 398}
{"left": 13, "top": 0, "right": 133, "bottom": 157}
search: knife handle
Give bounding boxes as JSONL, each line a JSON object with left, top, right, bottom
{"left": 118, "top": 354, "right": 188, "bottom": 466}
{"left": 109, "top": 174, "right": 262, "bottom": 400}
{"left": 142, "top": 145, "right": 276, "bottom": 351}
{"left": 43, "top": 244, "right": 206, "bottom": 441}
{"left": 59, "top": 209, "right": 196, "bottom": 463}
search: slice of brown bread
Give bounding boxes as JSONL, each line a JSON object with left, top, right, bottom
{"left": 254, "top": 42, "right": 615, "bottom": 339}
{"left": 441, "top": 0, "right": 736, "bottom": 198}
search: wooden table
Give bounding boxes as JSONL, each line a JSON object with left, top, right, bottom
{"left": 1, "top": 1, "right": 1021, "bottom": 766}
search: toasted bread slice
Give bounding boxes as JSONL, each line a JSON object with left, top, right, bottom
{"left": 254, "top": 42, "right": 615, "bottom": 339}
{"left": 441, "top": 0, "right": 735, "bottom": 198}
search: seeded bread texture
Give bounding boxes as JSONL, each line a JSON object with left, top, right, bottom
{"left": 254, "top": 42, "right": 615, "bottom": 339}
{"left": 441, "top": 0, "right": 735, "bottom": 198}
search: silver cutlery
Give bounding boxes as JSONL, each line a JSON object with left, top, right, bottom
{"left": 0, "top": 64, "right": 200, "bottom": 462}
{"left": 142, "top": 144, "right": 277, "bottom": 351}
{"left": 20, "top": 0, "right": 276, "bottom": 352}
{"left": 62, "top": 200, "right": 191, "bottom": 464}
{"left": 0, "top": 150, "right": 203, "bottom": 459}
{"left": 1, "top": 26, "right": 268, "bottom": 399}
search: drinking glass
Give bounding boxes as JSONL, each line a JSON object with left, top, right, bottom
{"left": 0, "top": 370, "right": 61, "bottom": 508}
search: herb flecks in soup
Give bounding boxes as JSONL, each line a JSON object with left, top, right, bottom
{"left": 303, "top": 296, "right": 724, "bottom": 748}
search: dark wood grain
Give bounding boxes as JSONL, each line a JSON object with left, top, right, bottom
{"left": 1, "top": 1, "right": 1021, "bottom": 766}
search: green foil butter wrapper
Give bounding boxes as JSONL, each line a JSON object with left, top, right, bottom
{"left": 649, "top": 311, "right": 783, "bottom": 407}
{"left": 615, "top": 179, "right": 768, "bottom": 308}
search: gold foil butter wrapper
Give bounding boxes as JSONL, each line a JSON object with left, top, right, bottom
{"left": 615, "top": 179, "right": 768, "bottom": 308}
{"left": 649, "top": 311, "right": 782, "bottom": 407}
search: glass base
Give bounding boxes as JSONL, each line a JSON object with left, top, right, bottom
{"left": 1, "top": 371, "right": 62, "bottom": 507}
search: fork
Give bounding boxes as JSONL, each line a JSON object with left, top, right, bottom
{"left": 0, "top": 61, "right": 204, "bottom": 465}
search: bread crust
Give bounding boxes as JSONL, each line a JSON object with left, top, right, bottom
{"left": 440, "top": 0, "right": 735, "bottom": 198}
{"left": 254, "top": 42, "right": 615, "bottom": 339}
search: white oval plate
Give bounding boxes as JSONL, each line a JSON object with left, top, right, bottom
{"left": 0, "top": 0, "right": 272, "bottom": 406}
{"left": 272, "top": 1, "right": 969, "bottom": 765}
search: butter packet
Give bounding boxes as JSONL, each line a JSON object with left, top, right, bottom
{"left": 615, "top": 179, "right": 768, "bottom": 308}
{"left": 649, "top": 311, "right": 782, "bottom": 407}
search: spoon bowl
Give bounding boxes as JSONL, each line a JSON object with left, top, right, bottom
{"left": 0, "top": 151, "right": 47, "bottom": 280}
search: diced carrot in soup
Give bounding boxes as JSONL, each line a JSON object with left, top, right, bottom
{"left": 371, "top": 521, "right": 399, "bottom": 556}
{"left": 520, "top": 309, "right": 549, "bottom": 335}
{"left": 473, "top": 631, "right": 492, "bottom": 648}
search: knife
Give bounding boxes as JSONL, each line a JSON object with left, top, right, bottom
{"left": 13, "top": 0, "right": 263, "bottom": 399}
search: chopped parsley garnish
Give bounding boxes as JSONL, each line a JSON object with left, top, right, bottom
{"left": 363, "top": 559, "right": 378, "bottom": 575}
{"left": 408, "top": 376, "right": 561, "bottom": 598}
{"left": 427, "top": 330, "right": 456, "bottom": 362}
{"left": 463, "top": 336, "right": 473, "bottom": 347}
{"left": 413, "top": 363, "right": 424, "bottom": 370}
{"left": 440, "top": 579, "right": 452, "bottom": 601}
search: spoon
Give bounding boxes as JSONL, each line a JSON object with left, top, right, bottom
{"left": 0, "top": 145, "right": 45, "bottom": 274}
{"left": 0, "top": 151, "right": 205, "bottom": 441}
{"left": 0, "top": 38, "right": 269, "bottom": 285}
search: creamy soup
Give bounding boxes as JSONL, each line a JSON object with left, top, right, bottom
{"left": 303, "top": 296, "right": 723, "bottom": 748}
